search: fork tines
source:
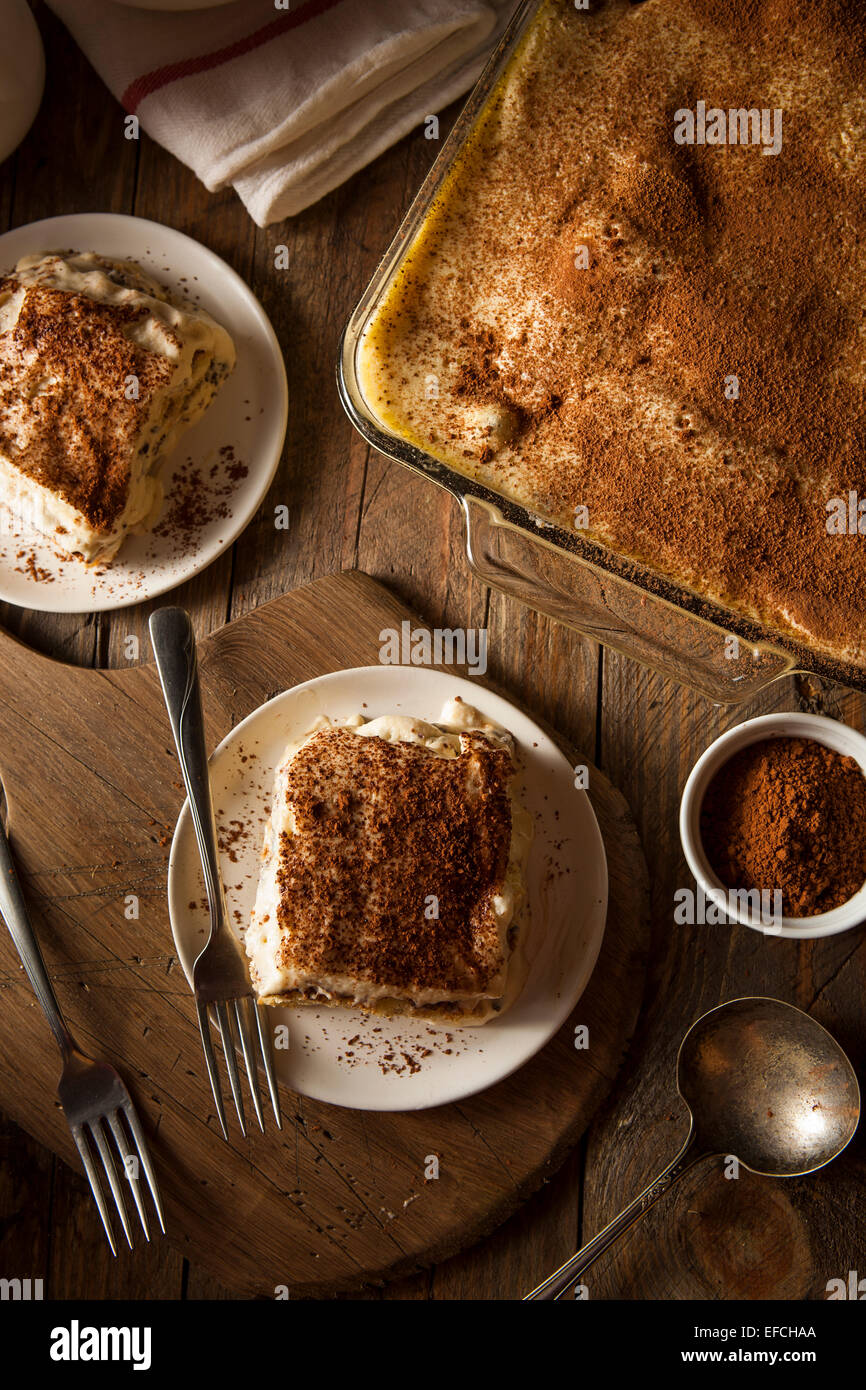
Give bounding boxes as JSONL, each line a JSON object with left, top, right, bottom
{"left": 70, "top": 1102, "right": 165, "bottom": 1256}
{"left": 196, "top": 994, "right": 281, "bottom": 1140}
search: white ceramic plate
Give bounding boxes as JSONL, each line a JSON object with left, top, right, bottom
{"left": 168, "top": 665, "right": 608, "bottom": 1112}
{"left": 0, "top": 213, "right": 287, "bottom": 612}
{"left": 0, "top": 1, "right": 44, "bottom": 166}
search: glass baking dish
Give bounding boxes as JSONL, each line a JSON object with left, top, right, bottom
{"left": 338, "top": 0, "right": 865, "bottom": 704}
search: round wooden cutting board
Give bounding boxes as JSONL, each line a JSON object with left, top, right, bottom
{"left": 0, "top": 570, "right": 650, "bottom": 1295}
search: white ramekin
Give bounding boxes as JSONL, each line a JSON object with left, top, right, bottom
{"left": 679, "top": 712, "right": 866, "bottom": 939}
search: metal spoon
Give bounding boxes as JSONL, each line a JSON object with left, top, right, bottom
{"left": 525, "top": 997, "right": 860, "bottom": 1300}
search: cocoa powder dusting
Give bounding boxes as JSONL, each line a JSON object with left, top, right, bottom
{"left": 273, "top": 725, "right": 514, "bottom": 1000}
{"left": 365, "top": 0, "right": 866, "bottom": 664}
{"left": 700, "top": 737, "right": 866, "bottom": 916}
{"left": 0, "top": 281, "right": 174, "bottom": 531}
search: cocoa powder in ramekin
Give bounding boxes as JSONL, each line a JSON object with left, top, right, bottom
{"left": 700, "top": 736, "right": 866, "bottom": 917}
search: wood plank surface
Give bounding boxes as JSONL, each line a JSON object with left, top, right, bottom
{"left": 582, "top": 667, "right": 866, "bottom": 1300}
{"left": 0, "top": 1, "right": 864, "bottom": 1302}
{"left": 0, "top": 572, "right": 648, "bottom": 1297}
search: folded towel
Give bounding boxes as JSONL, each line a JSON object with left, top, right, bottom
{"left": 47, "top": 0, "right": 517, "bottom": 225}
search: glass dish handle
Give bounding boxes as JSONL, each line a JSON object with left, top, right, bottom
{"left": 461, "top": 493, "right": 795, "bottom": 704}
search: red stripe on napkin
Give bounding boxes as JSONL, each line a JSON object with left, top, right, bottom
{"left": 122, "top": 0, "right": 345, "bottom": 113}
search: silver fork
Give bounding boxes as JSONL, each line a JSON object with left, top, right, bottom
{"left": 0, "top": 775, "right": 164, "bottom": 1254}
{"left": 149, "top": 606, "right": 281, "bottom": 1139}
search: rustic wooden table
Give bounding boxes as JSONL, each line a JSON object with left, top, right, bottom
{"left": 0, "top": 5, "right": 863, "bottom": 1301}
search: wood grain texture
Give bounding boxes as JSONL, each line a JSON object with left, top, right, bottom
{"left": 2, "top": 1, "right": 864, "bottom": 1303}
{"left": 0, "top": 572, "right": 649, "bottom": 1297}
{"left": 581, "top": 662, "right": 866, "bottom": 1301}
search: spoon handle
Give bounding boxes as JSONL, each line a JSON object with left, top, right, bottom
{"left": 524, "top": 1131, "right": 707, "bottom": 1300}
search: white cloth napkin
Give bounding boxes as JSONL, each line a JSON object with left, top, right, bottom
{"left": 46, "top": 0, "right": 517, "bottom": 225}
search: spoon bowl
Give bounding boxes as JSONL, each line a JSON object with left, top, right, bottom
{"left": 678, "top": 996, "right": 860, "bottom": 1177}
{"left": 526, "top": 997, "right": 860, "bottom": 1299}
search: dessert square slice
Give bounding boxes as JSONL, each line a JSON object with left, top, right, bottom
{"left": 0, "top": 251, "right": 236, "bottom": 562}
{"left": 245, "top": 701, "right": 532, "bottom": 1025}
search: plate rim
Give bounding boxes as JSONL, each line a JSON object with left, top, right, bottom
{"left": 0, "top": 211, "right": 288, "bottom": 614}
{"left": 167, "top": 662, "right": 610, "bottom": 1111}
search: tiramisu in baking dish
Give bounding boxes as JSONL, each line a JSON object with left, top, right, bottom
{"left": 0, "top": 251, "right": 235, "bottom": 562}
{"left": 357, "top": 0, "right": 866, "bottom": 668}
{"left": 246, "top": 699, "right": 533, "bottom": 1025}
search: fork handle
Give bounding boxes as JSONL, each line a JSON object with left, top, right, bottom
{"left": 149, "top": 607, "right": 228, "bottom": 944}
{"left": 0, "top": 812, "right": 76, "bottom": 1058}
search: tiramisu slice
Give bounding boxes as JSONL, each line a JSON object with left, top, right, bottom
{"left": 245, "top": 700, "right": 533, "bottom": 1025}
{"left": 0, "top": 251, "right": 235, "bottom": 562}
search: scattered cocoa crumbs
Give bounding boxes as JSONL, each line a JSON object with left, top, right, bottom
{"left": 14, "top": 550, "right": 55, "bottom": 582}
{"left": 329, "top": 1025, "right": 466, "bottom": 1075}
{"left": 218, "top": 818, "right": 248, "bottom": 863}
{"left": 700, "top": 736, "right": 866, "bottom": 916}
{"left": 152, "top": 446, "right": 248, "bottom": 551}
